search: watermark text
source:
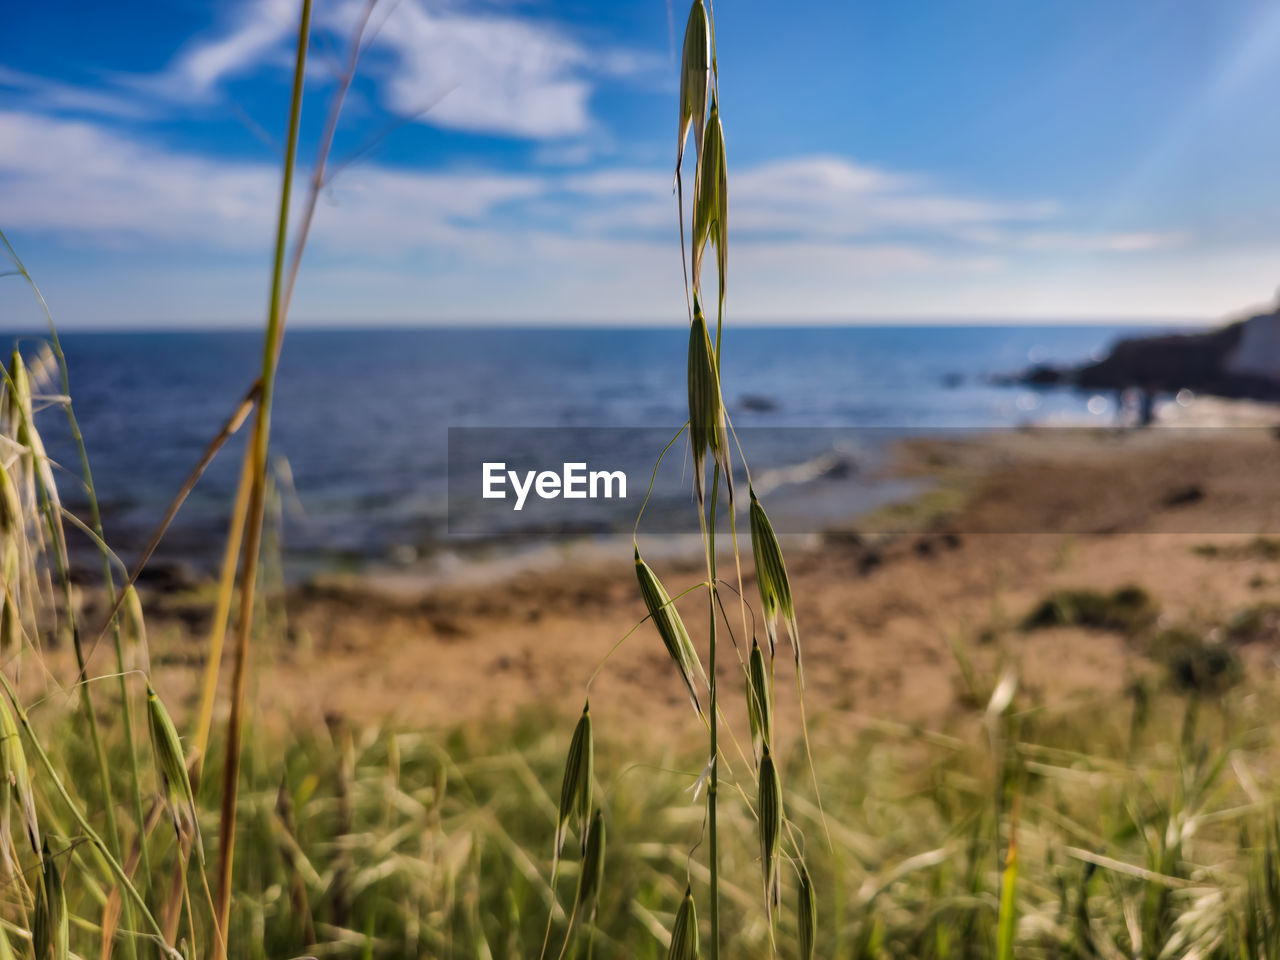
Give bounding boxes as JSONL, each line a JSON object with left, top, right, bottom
{"left": 482, "top": 462, "right": 627, "bottom": 511}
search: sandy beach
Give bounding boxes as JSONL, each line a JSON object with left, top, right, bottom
{"left": 97, "top": 404, "right": 1280, "bottom": 751}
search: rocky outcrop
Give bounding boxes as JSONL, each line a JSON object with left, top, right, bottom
{"left": 1010, "top": 308, "right": 1280, "bottom": 401}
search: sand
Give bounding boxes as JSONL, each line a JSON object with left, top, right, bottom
{"left": 72, "top": 411, "right": 1280, "bottom": 749}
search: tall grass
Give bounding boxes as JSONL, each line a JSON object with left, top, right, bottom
{"left": 214, "top": 0, "right": 313, "bottom": 944}
{"left": 540, "top": 3, "right": 818, "bottom": 957}
{"left": 0, "top": 0, "right": 365, "bottom": 955}
{"left": 0, "top": 0, "right": 1276, "bottom": 957}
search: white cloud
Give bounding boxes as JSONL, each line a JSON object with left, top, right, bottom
{"left": 561, "top": 157, "right": 1058, "bottom": 241}
{"left": 169, "top": 0, "right": 300, "bottom": 98}
{"left": 0, "top": 0, "right": 306, "bottom": 112}
{"left": 0, "top": 67, "right": 156, "bottom": 121}
{"left": 0, "top": 110, "right": 1212, "bottom": 324}
{"left": 2, "top": 112, "right": 1060, "bottom": 255}
{"left": 730, "top": 157, "right": 1056, "bottom": 237}
{"left": 0, "top": 112, "right": 275, "bottom": 244}
{"left": 357, "top": 0, "right": 594, "bottom": 138}
{"left": 1021, "top": 230, "right": 1192, "bottom": 253}
{"left": 0, "top": 111, "right": 544, "bottom": 251}
{"left": 3, "top": 0, "right": 637, "bottom": 140}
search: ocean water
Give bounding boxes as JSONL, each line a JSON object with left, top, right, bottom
{"left": 23, "top": 324, "right": 1164, "bottom": 578}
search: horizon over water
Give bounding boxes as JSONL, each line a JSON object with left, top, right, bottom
{"left": 10, "top": 324, "right": 1185, "bottom": 581}
{"left": 17, "top": 317, "right": 1207, "bottom": 335}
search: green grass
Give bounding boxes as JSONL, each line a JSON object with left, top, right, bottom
{"left": 8, "top": 673, "right": 1277, "bottom": 959}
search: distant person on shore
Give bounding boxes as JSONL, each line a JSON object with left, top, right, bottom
{"left": 1116, "top": 387, "right": 1135, "bottom": 426}
{"left": 1139, "top": 384, "right": 1156, "bottom": 426}
{"left": 1114, "top": 386, "right": 1156, "bottom": 427}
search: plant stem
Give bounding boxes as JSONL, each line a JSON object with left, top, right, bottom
{"left": 214, "top": 0, "right": 312, "bottom": 949}
{"left": 37, "top": 255, "right": 151, "bottom": 890}
{"left": 29, "top": 434, "right": 120, "bottom": 867}
{"left": 708, "top": 463, "right": 720, "bottom": 960}
{"left": 192, "top": 446, "right": 253, "bottom": 770}
{"left": 51, "top": 361, "right": 150, "bottom": 899}
{"left": 707, "top": 247, "right": 726, "bottom": 960}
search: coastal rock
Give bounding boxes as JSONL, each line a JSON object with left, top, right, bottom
{"left": 1225, "top": 311, "right": 1280, "bottom": 381}
{"left": 1074, "top": 323, "right": 1245, "bottom": 394}
{"left": 738, "top": 393, "right": 779, "bottom": 412}
{"left": 1009, "top": 305, "right": 1280, "bottom": 401}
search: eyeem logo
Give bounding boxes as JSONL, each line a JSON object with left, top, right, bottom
{"left": 482, "top": 462, "right": 628, "bottom": 511}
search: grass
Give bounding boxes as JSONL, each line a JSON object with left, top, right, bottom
{"left": 1150, "top": 626, "right": 1243, "bottom": 696}
{"left": 854, "top": 486, "right": 972, "bottom": 534}
{"left": 0, "top": 0, "right": 1278, "bottom": 957}
{"left": 1018, "top": 585, "right": 1254, "bottom": 697}
{"left": 1, "top": 668, "right": 1275, "bottom": 958}
{"left": 1193, "top": 538, "right": 1280, "bottom": 561}
{"left": 1225, "top": 602, "right": 1280, "bottom": 644}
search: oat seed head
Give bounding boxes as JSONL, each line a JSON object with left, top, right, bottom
{"left": 555, "top": 700, "right": 594, "bottom": 865}
{"left": 746, "top": 636, "right": 772, "bottom": 765}
{"left": 147, "top": 682, "right": 202, "bottom": 862}
{"left": 687, "top": 302, "right": 730, "bottom": 508}
{"left": 0, "top": 596, "right": 16, "bottom": 658}
{"left": 693, "top": 99, "right": 727, "bottom": 305}
{"left": 576, "top": 807, "right": 606, "bottom": 923}
{"left": 798, "top": 864, "right": 817, "bottom": 960}
{"left": 0, "top": 692, "right": 37, "bottom": 858}
{"left": 758, "top": 748, "right": 783, "bottom": 919}
{"left": 0, "top": 464, "right": 19, "bottom": 538}
{"left": 677, "top": 0, "right": 709, "bottom": 177}
{"left": 667, "top": 885, "right": 700, "bottom": 960}
{"left": 635, "top": 547, "right": 707, "bottom": 716}
{"left": 749, "top": 487, "right": 801, "bottom": 681}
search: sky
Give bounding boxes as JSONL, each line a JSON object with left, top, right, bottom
{"left": 4, "top": 0, "right": 1280, "bottom": 327}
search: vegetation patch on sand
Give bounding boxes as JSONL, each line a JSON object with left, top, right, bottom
{"left": 1020, "top": 585, "right": 1159, "bottom": 635}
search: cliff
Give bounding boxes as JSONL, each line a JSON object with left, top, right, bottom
{"left": 1019, "top": 308, "right": 1280, "bottom": 401}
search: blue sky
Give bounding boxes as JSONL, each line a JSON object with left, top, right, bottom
{"left": 4, "top": 0, "right": 1280, "bottom": 326}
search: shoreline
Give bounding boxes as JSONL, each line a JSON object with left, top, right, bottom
{"left": 303, "top": 392, "right": 1280, "bottom": 592}
{"left": 70, "top": 405, "right": 1280, "bottom": 746}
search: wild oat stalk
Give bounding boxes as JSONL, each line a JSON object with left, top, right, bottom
{"left": 550, "top": 3, "right": 818, "bottom": 955}
{"left": 214, "top": 0, "right": 313, "bottom": 946}
{"left": 1, "top": 4, "right": 401, "bottom": 955}
{"left": 676, "top": 4, "right": 815, "bottom": 955}
{"left": 215, "top": 7, "right": 380, "bottom": 945}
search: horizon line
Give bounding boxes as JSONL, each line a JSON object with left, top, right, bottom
{"left": 0, "top": 314, "right": 1222, "bottom": 336}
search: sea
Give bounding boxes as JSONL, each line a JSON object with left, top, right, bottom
{"left": 18, "top": 324, "right": 1176, "bottom": 581}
